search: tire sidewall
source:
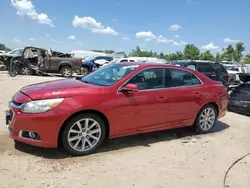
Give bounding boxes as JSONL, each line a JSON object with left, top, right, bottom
{"left": 61, "top": 67, "right": 73, "bottom": 77}
{"left": 61, "top": 113, "right": 106, "bottom": 156}
{"left": 195, "top": 104, "right": 218, "bottom": 134}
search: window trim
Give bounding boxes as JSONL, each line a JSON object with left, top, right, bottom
{"left": 117, "top": 66, "right": 204, "bottom": 93}
{"left": 196, "top": 63, "right": 216, "bottom": 74}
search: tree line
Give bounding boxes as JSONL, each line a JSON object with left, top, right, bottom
{"left": 128, "top": 42, "right": 250, "bottom": 64}
{"left": 1, "top": 42, "right": 250, "bottom": 64}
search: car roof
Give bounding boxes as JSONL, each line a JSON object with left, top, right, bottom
{"left": 119, "top": 62, "right": 193, "bottom": 69}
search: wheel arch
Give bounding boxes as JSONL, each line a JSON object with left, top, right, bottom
{"left": 58, "top": 62, "right": 72, "bottom": 70}
{"left": 192, "top": 102, "right": 219, "bottom": 125}
{"left": 57, "top": 109, "right": 110, "bottom": 147}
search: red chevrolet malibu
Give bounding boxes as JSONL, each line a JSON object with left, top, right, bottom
{"left": 6, "top": 63, "right": 228, "bottom": 156}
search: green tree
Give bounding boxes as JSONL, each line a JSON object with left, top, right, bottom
{"left": 234, "top": 42, "right": 245, "bottom": 62}
{"left": 105, "top": 50, "right": 115, "bottom": 54}
{"left": 168, "top": 53, "right": 178, "bottom": 61}
{"left": 176, "top": 51, "right": 184, "bottom": 60}
{"left": 215, "top": 52, "right": 221, "bottom": 62}
{"left": 0, "top": 43, "right": 11, "bottom": 51}
{"left": 243, "top": 54, "right": 250, "bottom": 64}
{"left": 199, "top": 50, "right": 215, "bottom": 61}
{"left": 184, "top": 44, "right": 200, "bottom": 60}
{"left": 159, "top": 52, "right": 165, "bottom": 59}
{"left": 221, "top": 44, "right": 234, "bottom": 61}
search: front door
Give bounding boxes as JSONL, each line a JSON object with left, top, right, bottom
{"left": 115, "top": 68, "right": 169, "bottom": 134}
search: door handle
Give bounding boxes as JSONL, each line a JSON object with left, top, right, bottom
{"left": 157, "top": 96, "right": 167, "bottom": 101}
{"left": 193, "top": 92, "right": 201, "bottom": 97}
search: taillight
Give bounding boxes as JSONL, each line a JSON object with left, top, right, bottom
{"left": 226, "top": 74, "right": 230, "bottom": 78}
{"left": 78, "top": 59, "right": 82, "bottom": 64}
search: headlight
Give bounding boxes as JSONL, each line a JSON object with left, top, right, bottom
{"left": 21, "top": 98, "right": 64, "bottom": 113}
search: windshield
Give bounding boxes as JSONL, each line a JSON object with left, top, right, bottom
{"left": 81, "top": 64, "right": 139, "bottom": 86}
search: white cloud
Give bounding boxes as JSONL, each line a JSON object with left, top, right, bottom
{"left": 224, "top": 38, "right": 240, "bottom": 43}
{"left": 201, "top": 43, "right": 220, "bottom": 50}
{"left": 136, "top": 31, "right": 173, "bottom": 43}
{"left": 11, "top": 0, "right": 54, "bottom": 27}
{"left": 169, "top": 24, "right": 181, "bottom": 31}
{"left": 28, "top": 38, "right": 35, "bottom": 41}
{"left": 72, "top": 16, "right": 118, "bottom": 35}
{"left": 157, "top": 35, "right": 173, "bottom": 43}
{"left": 172, "top": 40, "right": 187, "bottom": 46}
{"left": 136, "top": 31, "right": 157, "bottom": 41}
{"left": 68, "top": 35, "right": 76, "bottom": 40}
{"left": 122, "top": 37, "right": 130, "bottom": 40}
{"left": 45, "top": 33, "right": 50, "bottom": 37}
{"left": 12, "top": 39, "right": 22, "bottom": 43}
{"left": 76, "top": 41, "right": 84, "bottom": 46}
{"left": 92, "top": 27, "right": 118, "bottom": 35}
{"left": 51, "top": 39, "right": 55, "bottom": 42}
{"left": 174, "top": 34, "right": 179, "bottom": 38}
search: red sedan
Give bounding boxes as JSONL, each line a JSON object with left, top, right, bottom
{"left": 6, "top": 63, "right": 228, "bottom": 156}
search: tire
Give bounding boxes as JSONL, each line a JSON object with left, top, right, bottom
{"left": 9, "top": 71, "right": 17, "bottom": 77}
{"left": 61, "top": 113, "right": 106, "bottom": 156}
{"left": 61, "top": 66, "right": 73, "bottom": 77}
{"left": 19, "top": 66, "right": 32, "bottom": 75}
{"left": 194, "top": 104, "right": 218, "bottom": 134}
{"left": 81, "top": 66, "right": 89, "bottom": 76}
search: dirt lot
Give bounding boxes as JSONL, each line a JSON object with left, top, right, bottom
{"left": 0, "top": 72, "right": 249, "bottom": 188}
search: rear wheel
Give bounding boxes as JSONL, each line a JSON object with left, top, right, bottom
{"left": 61, "top": 113, "right": 106, "bottom": 156}
{"left": 194, "top": 104, "right": 217, "bottom": 134}
{"left": 61, "top": 66, "right": 73, "bottom": 77}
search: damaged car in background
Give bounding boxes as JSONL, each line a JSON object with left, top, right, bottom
{"left": 9, "top": 46, "right": 82, "bottom": 77}
{"left": 228, "top": 73, "right": 250, "bottom": 115}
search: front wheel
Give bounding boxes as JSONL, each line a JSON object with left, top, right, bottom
{"left": 61, "top": 66, "right": 73, "bottom": 77}
{"left": 20, "top": 66, "right": 32, "bottom": 75}
{"left": 61, "top": 113, "right": 106, "bottom": 156}
{"left": 194, "top": 104, "right": 217, "bottom": 134}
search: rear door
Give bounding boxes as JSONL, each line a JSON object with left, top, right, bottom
{"left": 164, "top": 68, "right": 204, "bottom": 126}
{"left": 196, "top": 63, "right": 217, "bottom": 80}
{"left": 210, "top": 63, "right": 229, "bottom": 86}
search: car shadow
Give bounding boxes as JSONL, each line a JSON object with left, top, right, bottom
{"left": 14, "top": 121, "right": 230, "bottom": 159}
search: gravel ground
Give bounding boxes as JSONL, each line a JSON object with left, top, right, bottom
{"left": 0, "top": 73, "right": 249, "bottom": 188}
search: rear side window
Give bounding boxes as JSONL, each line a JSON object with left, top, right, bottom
{"left": 197, "top": 63, "right": 215, "bottom": 74}
{"left": 212, "top": 63, "right": 228, "bottom": 74}
{"left": 165, "top": 68, "right": 201, "bottom": 88}
{"left": 186, "top": 64, "right": 196, "bottom": 70}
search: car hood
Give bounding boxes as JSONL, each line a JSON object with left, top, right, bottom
{"left": 20, "top": 78, "right": 103, "bottom": 100}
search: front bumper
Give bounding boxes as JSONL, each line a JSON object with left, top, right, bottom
{"left": 6, "top": 100, "right": 69, "bottom": 148}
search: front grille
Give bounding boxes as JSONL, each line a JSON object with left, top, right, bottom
{"left": 12, "top": 101, "right": 23, "bottom": 106}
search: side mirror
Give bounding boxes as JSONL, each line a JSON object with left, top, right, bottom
{"left": 121, "top": 84, "right": 139, "bottom": 92}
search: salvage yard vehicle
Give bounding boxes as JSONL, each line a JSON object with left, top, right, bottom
{"left": 9, "top": 46, "right": 82, "bottom": 77}
{"left": 6, "top": 63, "right": 228, "bottom": 156}
{"left": 172, "top": 60, "right": 231, "bottom": 89}
{"left": 228, "top": 81, "right": 250, "bottom": 115}
{"left": 0, "top": 48, "right": 24, "bottom": 70}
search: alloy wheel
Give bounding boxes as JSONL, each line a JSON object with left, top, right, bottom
{"left": 62, "top": 68, "right": 72, "bottom": 77}
{"left": 199, "top": 107, "right": 216, "bottom": 131}
{"left": 67, "top": 118, "right": 101, "bottom": 152}
{"left": 21, "top": 67, "right": 30, "bottom": 75}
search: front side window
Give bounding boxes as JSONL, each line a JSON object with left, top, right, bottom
{"left": 127, "top": 68, "right": 164, "bottom": 90}
{"left": 81, "top": 64, "right": 138, "bottom": 86}
{"left": 166, "top": 68, "right": 201, "bottom": 87}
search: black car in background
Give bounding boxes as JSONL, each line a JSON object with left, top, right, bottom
{"left": 172, "top": 60, "right": 230, "bottom": 89}
{"left": 229, "top": 82, "right": 250, "bottom": 115}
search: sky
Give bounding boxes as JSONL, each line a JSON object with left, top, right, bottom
{"left": 0, "top": 0, "right": 250, "bottom": 54}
